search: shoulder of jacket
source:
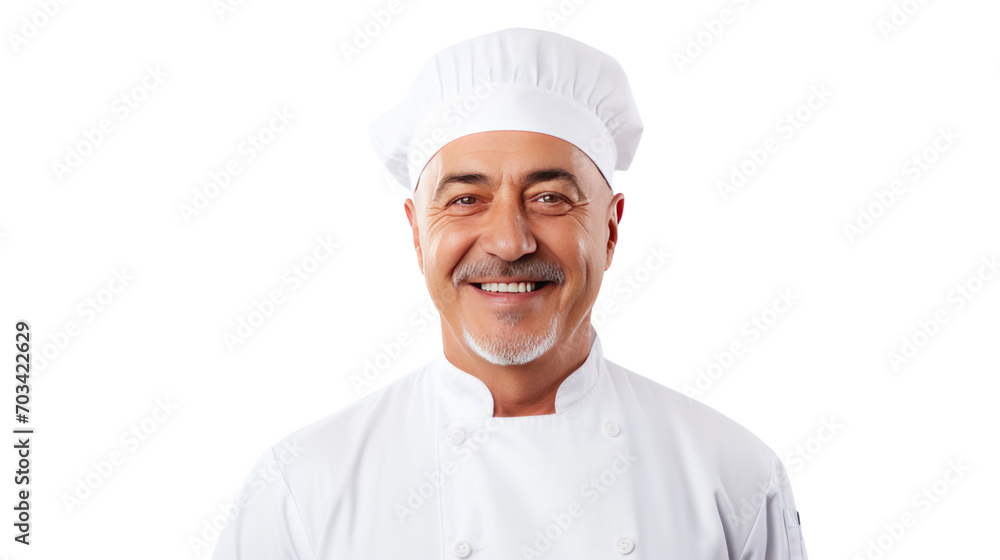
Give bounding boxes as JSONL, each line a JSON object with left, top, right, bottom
{"left": 604, "top": 359, "right": 779, "bottom": 470}
{"left": 269, "top": 359, "right": 436, "bottom": 464}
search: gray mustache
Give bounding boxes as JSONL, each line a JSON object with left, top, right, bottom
{"left": 454, "top": 259, "right": 565, "bottom": 286}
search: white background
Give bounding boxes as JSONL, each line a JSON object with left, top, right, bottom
{"left": 1, "top": 0, "right": 998, "bottom": 558}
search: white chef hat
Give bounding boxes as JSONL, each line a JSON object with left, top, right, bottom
{"left": 368, "top": 27, "right": 643, "bottom": 192}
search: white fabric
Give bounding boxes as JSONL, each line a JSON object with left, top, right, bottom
{"left": 212, "top": 329, "right": 808, "bottom": 559}
{"left": 368, "top": 27, "right": 644, "bottom": 191}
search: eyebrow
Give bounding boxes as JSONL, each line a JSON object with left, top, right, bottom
{"left": 431, "top": 168, "right": 585, "bottom": 205}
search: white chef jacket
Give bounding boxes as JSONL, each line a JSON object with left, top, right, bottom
{"left": 212, "top": 328, "right": 808, "bottom": 559}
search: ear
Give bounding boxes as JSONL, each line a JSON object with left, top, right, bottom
{"left": 403, "top": 198, "right": 424, "bottom": 273}
{"left": 605, "top": 192, "right": 624, "bottom": 271}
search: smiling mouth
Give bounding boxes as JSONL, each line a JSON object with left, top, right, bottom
{"left": 471, "top": 281, "right": 552, "bottom": 293}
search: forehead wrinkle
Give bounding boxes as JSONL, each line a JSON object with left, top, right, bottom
{"left": 430, "top": 165, "right": 588, "bottom": 206}
{"left": 420, "top": 132, "right": 599, "bottom": 206}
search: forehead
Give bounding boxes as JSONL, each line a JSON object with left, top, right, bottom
{"left": 415, "top": 130, "right": 604, "bottom": 199}
{"left": 435, "top": 130, "right": 582, "bottom": 165}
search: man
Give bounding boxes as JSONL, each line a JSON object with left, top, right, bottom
{"left": 212, "top": 27, "right": 809, "bottom": 559}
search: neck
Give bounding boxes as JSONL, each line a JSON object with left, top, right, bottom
{"left": 442, "top": 320, "right": 595, "bottom": 417}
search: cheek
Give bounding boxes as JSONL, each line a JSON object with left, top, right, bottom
{"left": 424, "top": 223, "right": 474, "bottom": 279}
{"left": 565, "top": 227, "right": 605, "bottom": 284}
{"left": 534, "top": 223, "right": 593, "bottom": 279}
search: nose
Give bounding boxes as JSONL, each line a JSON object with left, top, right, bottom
{"left": 478, "top": 192, "right": 537, "bottom": 262}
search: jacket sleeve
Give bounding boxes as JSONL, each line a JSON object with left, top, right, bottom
{"left": 211, "top": 447, "right": 315, "bottom": 560}
{"left": 737, "top": 455, "right": 809, "bottom": 560}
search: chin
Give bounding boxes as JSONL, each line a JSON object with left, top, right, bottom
{"left": 462, "top": 315, "right": 559, "bottom": 366}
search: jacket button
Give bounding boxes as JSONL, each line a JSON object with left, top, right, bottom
{"left": 616, "top": 537, "right": 635, "bottom": 554}
{"left": 603, "top": 420, "right": 621, "bottom": 437}
{"left": 454, "top": 540, "right": 472, "bottom": 558}
{"left": 448, "top": 429, "right": 466, "bottom": 445}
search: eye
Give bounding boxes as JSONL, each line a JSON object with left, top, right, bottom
{"left": 450, "top": 195, "right": 478, "bottom": 206}
{"left": 536, "top": 193, "right": 569, "bottom": 204}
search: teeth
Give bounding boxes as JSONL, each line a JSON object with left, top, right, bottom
{"left": 477, "top": 282, "right": 539, "bottom": 293}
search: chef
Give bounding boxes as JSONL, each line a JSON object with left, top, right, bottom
{"left": 212, "top": 27, "right": 809, "bottom": 559}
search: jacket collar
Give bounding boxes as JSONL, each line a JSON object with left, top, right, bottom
{"left": 431, "top": 326, "right": 607, "bottom": 418}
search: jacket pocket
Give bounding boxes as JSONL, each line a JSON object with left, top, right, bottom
{"left": 782, "top": 507, "right": 805, "bottom": 560}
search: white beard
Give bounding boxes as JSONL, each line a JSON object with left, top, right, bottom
{"left": 462, "top": 313, "right": 558, "bottom": 366}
